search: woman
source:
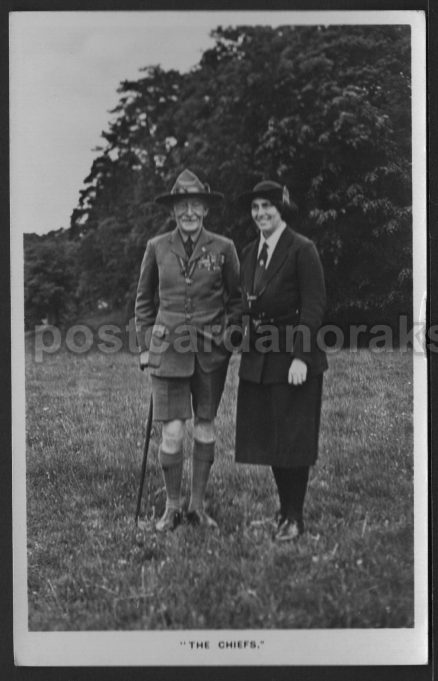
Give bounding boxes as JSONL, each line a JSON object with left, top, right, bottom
{"left": 235, "top": 180, "right": 328, "bottom": 541}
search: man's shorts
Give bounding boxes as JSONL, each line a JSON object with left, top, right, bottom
{"left": 151, "top": 358, "right": 228, "bottom": 421}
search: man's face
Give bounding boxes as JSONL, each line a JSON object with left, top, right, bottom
{"left": 251, "top": 198, "right": 282, "bottom": 237}
{"left": 173, "top": 198, "right": 208, "bottom": 234}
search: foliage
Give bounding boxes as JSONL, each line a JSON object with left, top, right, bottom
{"left": 26, "top": 25, "right": 412, "bottom": 328}
{"left": 26, "top": 348, "right": 414, "bottom": 630}
{"left": 24, "top": 229, "right": 79, "bottom": 328}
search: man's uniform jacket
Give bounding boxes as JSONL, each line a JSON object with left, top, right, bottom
{"left": 239, "top": 226, "right": 328, "bottom": 383}
{"left": 135, "top": 226, "right": 241, "bottom": 377}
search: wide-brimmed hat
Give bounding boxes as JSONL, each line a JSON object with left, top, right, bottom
{"left": 154, "top": 169, "right": 224, "bottom": 207}
{"left": 236, "top": 180, "right": 297, "bottom": 214}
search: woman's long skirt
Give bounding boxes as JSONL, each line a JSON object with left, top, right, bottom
{"left": 235, "top": 375, "right": 323, "bottom": 467}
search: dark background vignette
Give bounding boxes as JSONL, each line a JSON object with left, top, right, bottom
{"left": 2, "top": 0, "right": 434, "bottom": 680}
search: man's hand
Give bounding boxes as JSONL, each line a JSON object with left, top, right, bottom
{"left": 139, "top": 350, "right": 149, "bottom": 371}
{"left": 288, "top": 358, "right": 308, "bottom": 386}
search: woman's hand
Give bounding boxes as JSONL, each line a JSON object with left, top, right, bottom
{"left": 288, "top": 358, "right": 308, "bottom": 386}
{"left": 139, "top": 350, "right": 149, "bottom": 371}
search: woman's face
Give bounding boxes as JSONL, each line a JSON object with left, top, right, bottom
{"left": 251, "top": 198, "right": 283, "bottom": 237}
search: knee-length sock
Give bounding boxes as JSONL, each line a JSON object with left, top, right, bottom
{"left": 188, "top": 440, "right": 215, "bottom": 512}
{"left": 159, "top": 447, "right": 183, "bottom": 511}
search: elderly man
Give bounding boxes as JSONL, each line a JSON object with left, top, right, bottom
{"left": 135, "top": 169, "right": 241, "bottom": 532}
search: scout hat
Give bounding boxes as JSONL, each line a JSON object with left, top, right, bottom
{"left": 154, "top": 169, "right": 224, "bottom": 207}
{"left": 236, "top": 180, "right": 298, "bottom": 215}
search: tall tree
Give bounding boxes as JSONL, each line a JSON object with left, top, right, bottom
{"left": 64, "top": 25, "right": 412, "bottom": 328}
{"left": 24, "top": 230, "right": 79, "bottom": 328}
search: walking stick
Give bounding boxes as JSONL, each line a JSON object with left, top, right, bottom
{"left": 134, "top": 393, "right": 154, "bottom": 527}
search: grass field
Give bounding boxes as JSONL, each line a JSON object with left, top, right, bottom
{"left": 25, "top": 344, "right": 414, "bottom": 630}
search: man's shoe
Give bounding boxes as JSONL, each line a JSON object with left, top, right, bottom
{"left": 156, "top": 507, "right": 182, "bottom": 532}
{"left": 275, "top": 517, "right": 303, "bottom": 542}
{"left": 186, "top": 508, "right": 218, "bottom": 529}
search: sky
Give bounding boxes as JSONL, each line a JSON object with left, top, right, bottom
{"left": 10, "top": 10, "right": 415, "bottom": 236}
{"left": 10, "top": 10, "right": 308, "bottom": 236}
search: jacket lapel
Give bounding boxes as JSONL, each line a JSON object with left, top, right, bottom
{"left": 257, "top": 227, "right": 294, "bottom": 297}
{"left": 189, "top": 227, "right": 213, "bottom": 264}
{"left": 169, "top": 228, "right": 187, "bottom": 261}
{"left": 242, "top": 240, "right": 259, "bottom": 298}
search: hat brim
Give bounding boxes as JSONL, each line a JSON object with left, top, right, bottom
{"left": 155, "top": 191, "right": 224, "bottom": 207}
{"left": 236, "top": 189, "right": 298, "bottom": 216}
{"left": 236, "top": 188, "right": 283, "bottom": 209}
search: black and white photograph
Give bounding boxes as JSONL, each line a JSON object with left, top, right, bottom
{"left": 10, "top": 9, "right": 428, "bottom": 667}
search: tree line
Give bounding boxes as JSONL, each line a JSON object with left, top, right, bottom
{"left": 24, "top": 24, "right": 412, "bottom": 339}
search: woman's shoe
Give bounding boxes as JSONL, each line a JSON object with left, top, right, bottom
{"left": 274, "top": 509, "right": 286, "bottom": 529}
{"left": 275, "top": 517, "right": 304, "bottom": 542}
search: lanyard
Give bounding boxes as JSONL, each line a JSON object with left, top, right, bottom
{"left": 176, "top": 254, "right": 197, "bottom": 285}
